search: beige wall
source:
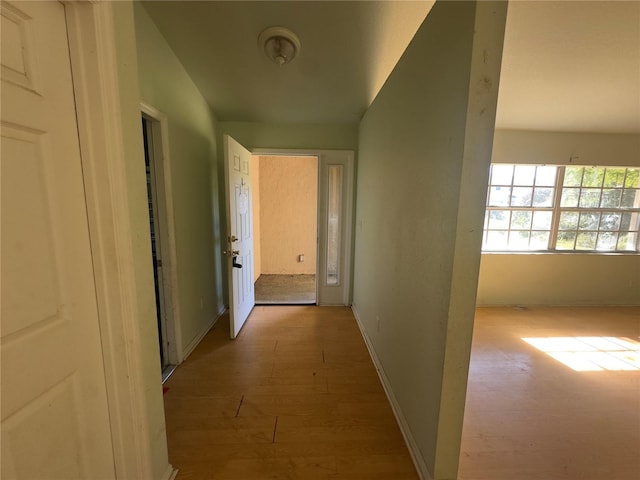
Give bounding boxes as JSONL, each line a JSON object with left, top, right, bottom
{"left": 353, "top": 2, "right": 506, "bottom": 478}
{"left": 478, "top": 129, "right": 640, "bottom": 306}
{"left": 134, "top": 5, "right": 224, "bottom": 356}
{"left": 492, "top": 129, "right": 640, "bottom": 167}
{"left": 251, "top": 156, "right": 262, "bottom": 282}
{"left": 478, "top": 254, "right": 640, "bottom": 305}
{"left": 257, "top": 156, "right": 318, "bottom": 275}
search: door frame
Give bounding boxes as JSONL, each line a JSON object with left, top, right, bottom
{"left": 64, "top": 2, "right": 172, "bottom": 480}
{"left": 252, "top": 148, "right": 355, "bottom": 306}
{"left": 141, "top": 103, "right": 182, "bottom": 368}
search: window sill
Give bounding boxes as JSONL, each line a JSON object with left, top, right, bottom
{"left": 481, "top": 250, "right": 639, "bottom": 255}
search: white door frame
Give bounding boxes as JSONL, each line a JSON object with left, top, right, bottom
{"left": 252, "top": 148, "right": 355, "bottom": 306}
{"left": 65, "top": 2, "right": 172, "bottom": 479}
{"left": 141, "top": 103, "right": 182, "bottom": 367}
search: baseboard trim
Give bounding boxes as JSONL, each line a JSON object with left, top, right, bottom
{"left": 160, "top": 464, "right": 178, "bottom": 480}
{"left": 181, "top": 306, "right": 226, "bottom": 361}
{"left": 351, "top": 305, "right": 433, "bottom": 480}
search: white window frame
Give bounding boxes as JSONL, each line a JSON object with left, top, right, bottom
{"left": 483, "top": 164, "right": 640, "bottom": 253}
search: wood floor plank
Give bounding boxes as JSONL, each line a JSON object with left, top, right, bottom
{"left": 164, "top": 305, "right": 639, "bottom": 479}
{"left": 164, "top": 306, "right": 417, "bottom": 479}
{"left": 459, "top": 306, "right": 640, "bottom": 480}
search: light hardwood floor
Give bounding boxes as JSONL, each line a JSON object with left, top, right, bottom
{"left": 163, "top": 306, "right": 419, "bottom": 479}
{"left": 459, "top": 306, "right": 640, "bottom": 480}
{"left": 165, "top": 305, "right": 640, "bottom": 479}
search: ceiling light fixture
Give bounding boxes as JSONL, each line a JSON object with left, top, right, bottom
{"left": 258, "top": 26, "right": 301, "bottom": 66}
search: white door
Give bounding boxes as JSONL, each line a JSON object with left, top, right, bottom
{"left": 1, "top": 2, "right": 115, "bottom": 478}
{"left": 224, "top": 135, "right": 255, "bottom": 338}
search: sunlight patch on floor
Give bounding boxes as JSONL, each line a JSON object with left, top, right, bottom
{"left": 522, "top": 336, "right": 640, "bottom": 371}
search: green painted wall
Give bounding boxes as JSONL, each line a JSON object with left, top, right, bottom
{"left": 134, "top": 4, "right": 224, "bottom": 355}
{"left": 353, "top": 2, "right": 506, "bottom": 478}
{"left": 219, "top": 121, "right": 358, "bottom": 151}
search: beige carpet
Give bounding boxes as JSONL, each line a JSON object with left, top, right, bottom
{"left": 254, "top": 274, "right": 316, "bottom": 304}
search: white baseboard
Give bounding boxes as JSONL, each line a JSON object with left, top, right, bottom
{"left": 160, "top": 464, "right": 178, "bottom": 480}
{"left": 181, "top": 306, "right": 226, "bottom": 361}
{"left": 351, "top": 305, "right": 433, "bottom": 480}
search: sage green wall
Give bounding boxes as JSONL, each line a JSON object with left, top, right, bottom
{"left": 478, "top": 130, "right": 640, "bottom": 306}
{"left": 134, "top": 4, "right": 224, "bottom": 355}
{"left": 353, "top": 2, "right": 507, "bottom": 478}
{"left": 219, "top": 122, "right": 359, "bottom": 151}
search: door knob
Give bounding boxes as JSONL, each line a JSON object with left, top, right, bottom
{"left": 223, "top": 249, "right": 240, "bottom": 256}
{"left": 228, "top": 235, "right": 238, "bottom": 243}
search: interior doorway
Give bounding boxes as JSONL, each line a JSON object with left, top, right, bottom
{"left": 251, "top": 155, "right": 319, "bottom": 304}
{"left": 141, "top": 109, "right": 178, "bottom": 379}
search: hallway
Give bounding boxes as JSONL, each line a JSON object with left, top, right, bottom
{"left": 163, "top": 306, "right": 418, "bottom": 479}
{"left": 163, "top": 305, "right": 640, "bottom": 479}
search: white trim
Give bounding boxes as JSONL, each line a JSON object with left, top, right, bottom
{"left": 252, "top": 148, "right": 354, "bottom": 306}
{"left": 160, "top": 465, "right": 179, "bottom": 480}
{"left": 182, "top": 307, "right": 226, "bottom": 361}
{"left": 351, "top": 306, "right": 432, "bottom": 480}
{"left": 64, "top": 2, "right": 165, "bottom": 478}
{"left": 140, "top": 102, "right": 183, "bottom": 364}
{"left": 341, "top": 152, "right": 354, "bottom": 305}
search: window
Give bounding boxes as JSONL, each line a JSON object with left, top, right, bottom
{"left": 483, "top": 165, "right": 640, "bottom": 252}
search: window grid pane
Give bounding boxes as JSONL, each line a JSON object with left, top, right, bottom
{"left": 554, "top": 167, "right": 640, "bottom": 251}
{"left": 483, "top": 164, "right": 558, "bottom": 251}
{"left": 484, "top": 165, "right": 640, "bottom": 252}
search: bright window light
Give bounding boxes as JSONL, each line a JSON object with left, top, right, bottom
{"left": 482, "top": 165, "right": 640, "bottom": 252}
{"left": 522, "top": 336, "right": 640, "bottom": 371}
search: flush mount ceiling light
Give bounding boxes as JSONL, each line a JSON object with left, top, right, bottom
{"left": 258, "top": 26, "right": 301, "bottom": 66}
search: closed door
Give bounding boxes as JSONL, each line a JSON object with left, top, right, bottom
{"left": 223, "top": 135, "right": 255, "bottom": 338}
{"left": 1, "top": 1, "right": 115, "bottom": 478}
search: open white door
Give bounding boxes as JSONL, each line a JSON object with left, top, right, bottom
{"left": 224, "top": 135, "right": 255, "bottom": 338}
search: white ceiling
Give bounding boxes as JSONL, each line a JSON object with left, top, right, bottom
{"left": 495, "top": 0, "right": 640, "bottom": 133}
{"left": 143, "top": 1, "right": 640, "bottom": 133}
{"left": 142, "top": 1, "right": 434, "bottom": 124}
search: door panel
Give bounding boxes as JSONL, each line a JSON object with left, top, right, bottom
{"left": 1, "top": 2, "right": 115, "bottom": 478}
{"left": 224, "top": 135, "right": 255, "bottom": 338}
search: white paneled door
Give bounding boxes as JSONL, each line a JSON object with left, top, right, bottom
{"left": 224, "top": 135, "right": 255, "bottom": 338}
{"left": 1, "top": 1, "right": 115, "bottom": 478}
